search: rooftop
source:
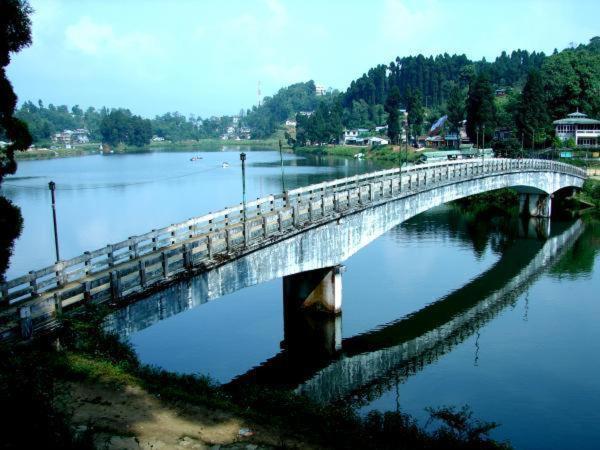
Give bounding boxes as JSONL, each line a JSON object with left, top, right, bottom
{"left": 553, "top": 110, "right": 600, "bottom": 125}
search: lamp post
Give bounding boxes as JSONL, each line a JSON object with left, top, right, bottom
{"left": 240, "top": 152, "right": 247, "bottom": 223}
{"left": 48, "top": 181, "right": 60, "bottom": 262}
{"left": 482, "top": 124, "right": 485, "bottom": 166}
{"left": 521, "top": 132, "right": 524, "bottom": 158}
{"left": 278, "top": 139, "right": 286, "bottom": 193}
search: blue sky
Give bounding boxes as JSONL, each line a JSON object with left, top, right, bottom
{"left": 6, "top": 0, "right": 600, "bottom": 118}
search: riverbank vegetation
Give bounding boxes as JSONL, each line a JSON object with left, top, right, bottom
{"left": 0, "top": 305, "right": 511, "bottom": 449}
{"left": 578, "top": 179, "right": 600, "bottom": 208}
{"left": 296, "top": 143, "right": 421, "bottom": 166}
{"left": 453, "top": 189, "right": 519, "bottom": 220}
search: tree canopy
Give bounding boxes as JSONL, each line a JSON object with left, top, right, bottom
{"left": 515, "top": 69, "right": 550, "bottom": 147}
{"left": 0, "top": 0, "right": 33, "bottom": 183}
{"left": 466, "top": 72, "right": 496, "bottom": 144}
{"left": 99, "top": 109, "right": 152, "bottom": 147}
{"left": 384, "top": 87, "right": 402, "bottom": 144}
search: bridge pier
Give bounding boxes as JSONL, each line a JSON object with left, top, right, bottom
{"left": 283, "top": 265, "right": 344, "bottom": 315}
{"left": 519, "top": 193, "right": 552, "bottom": 218}
{"left": 281, "top": 265, "right": 344, "bottom": 356}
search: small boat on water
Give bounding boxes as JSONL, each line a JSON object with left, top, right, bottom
{"left": 222, "top": 162, "right": 230, "bottom": 168}
{"left": 190, "top": 156, "right": 203, "bottom": 161}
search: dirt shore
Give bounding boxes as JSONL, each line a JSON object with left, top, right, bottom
{"left": 61, "top": 380, "right": 312, "bottom": 450}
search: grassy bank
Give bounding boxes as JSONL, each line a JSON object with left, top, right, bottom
{"left": 142, "top": 137, "right": 281, "bottom": 151}
{"left": 0, "top": 305, "right": 511, "bottom": 449}
{"left": 295, "top": 144, "right": 420, "bottom": 166}
{"left": 14, "top": 143, "right": 101, "bottom": 160}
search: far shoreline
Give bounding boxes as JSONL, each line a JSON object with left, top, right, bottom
{"left": 13, "top": 138, "right": 283, "bottom": 161}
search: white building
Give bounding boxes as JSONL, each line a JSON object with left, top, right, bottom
{"left": 343, "top": 129, "right": 370, "bottom": 144}
{"left": 315, "top": 84, "right": 326, "bottom": 96}
{"left": 367, "top": 137, "right": 389, "bottom": 146}
{"left": 285, "top": 119, "right": 297, "bottom": 127}
{"left": 553, "top": 110, "right": 600, "bottom": 147}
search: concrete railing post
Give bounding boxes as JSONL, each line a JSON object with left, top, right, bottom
{"left": 54, "top": 292, "right": 62, "bottom": 316}
{"left": 138, "top": 259, "right": 147, "bottom": 288}
{"left": 110, "top": 270, "right": 121, "bottom": 301}
{"left": 19, "top": 306, "right": 33, "bottom": 340}
{"left": 162, "top": 251, "right": 169, "bottom": 278}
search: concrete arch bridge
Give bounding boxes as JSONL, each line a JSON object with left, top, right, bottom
{"left": 0, "top": 158, "right": 586, "bottom": 341}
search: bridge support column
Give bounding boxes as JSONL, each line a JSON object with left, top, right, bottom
{"left": 283, "top": 265, "right": 344, "bottom": 315}
{"left": 282, "top": 265, "right": 344, "bottom": 356}
{"left": 519, "top": 193, "right": 552, "bottom": 218}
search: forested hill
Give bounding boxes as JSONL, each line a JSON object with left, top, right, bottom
{"left": 343, "top": 49, "right": 546, "bottom": 110}
{"left": 243, "top": 80, "right": 338, "bottom": 138}
{"left": 242, "top": 50, "right": 548, "bottom": 138}
{"left": 241, "top": 48, "right": 550, "bottom": 138}
{"left": 245, "top": 37, "right": 599, "bottom": 146}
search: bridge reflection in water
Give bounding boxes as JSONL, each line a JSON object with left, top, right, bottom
{"left": 105, "top": 217, "right": 583, "bottom": 404}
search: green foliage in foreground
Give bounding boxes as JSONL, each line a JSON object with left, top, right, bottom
{"left": 454, "top": 189, "right": 519, "bottom": 219}
{"left": 0, "top": 305, "right": 511, "bottom": 449}
{"left": 0, "top": 197, "right": 23, "bottom": 283}
{"left": 581, "top": 179, "right": 600, "bottom": 207}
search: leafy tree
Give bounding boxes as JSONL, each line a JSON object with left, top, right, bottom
{"left": 541, "top": 41, "right": 600, "bottom": 119}
{"left": 0, "top": 0, "right": 33, "bottom": 183}
{"left": 466, "top": 71, "right": 496, "bottom": 145}
{"left": 515, "top": 69, "right": 550, "bottom": 148}
{"left": 370, "top": 103, "right": 387, "bottom": 126}
{"left": 99, "top": 109, "right": 151, "bottom": 147}
{"left": 345, "top": 99, "right": 372, "bottom": 129}
{"left": 384, "top": 86, "right": 401, "bottom": 144}
{"left": 294, "top": 113, "right": 309, "bottom": 147}
{"left": 327, "top": 101, "right": 344, "bottom": 144}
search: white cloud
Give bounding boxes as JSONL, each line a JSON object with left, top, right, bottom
{"left": 65, "top": 17, "right": 161, "bottom": 57}
{"left": 264, "top": 0, "right": 288, "bottom": 32}
{"left": 30, "top": 0, "right": 62, "bottom": 40}
{"left": 382, "top": 0, "right": 441, "bottom": 41}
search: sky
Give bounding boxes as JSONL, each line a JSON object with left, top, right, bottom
{"left": 6, "top": 0, "right": 600, "bottom": 119}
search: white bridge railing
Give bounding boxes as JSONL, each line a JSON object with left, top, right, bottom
{"left": 0, "top": 158, "right": 586, "bottom": 341}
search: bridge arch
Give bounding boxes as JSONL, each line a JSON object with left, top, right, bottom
{"left": 185, "top": 168, "right": 584, "bottom": 301}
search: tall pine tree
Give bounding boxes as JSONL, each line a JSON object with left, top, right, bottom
{"left": 466, "top": 72, "right": 496, "bottom": 145}
{"left": 515, "top": 69, "right": 549, "bottom": 148}
{"left": 385, "top": 87, "right": 401, "bottom": 144}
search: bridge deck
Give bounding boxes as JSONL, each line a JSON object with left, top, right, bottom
{"left": 0, "top": 158, "right": 586, "bottom": 341}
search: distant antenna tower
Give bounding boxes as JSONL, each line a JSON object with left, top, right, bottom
{"left": 257, "top": 81, "right": 262, "bottom": 107}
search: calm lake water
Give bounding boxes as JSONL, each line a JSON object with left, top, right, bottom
{"left": 2, "top": 147, "right": 599, "bottom": 450}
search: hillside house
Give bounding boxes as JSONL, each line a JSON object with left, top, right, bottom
{"left": 553, "top": 110, "right": 600, "bottom": 147}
